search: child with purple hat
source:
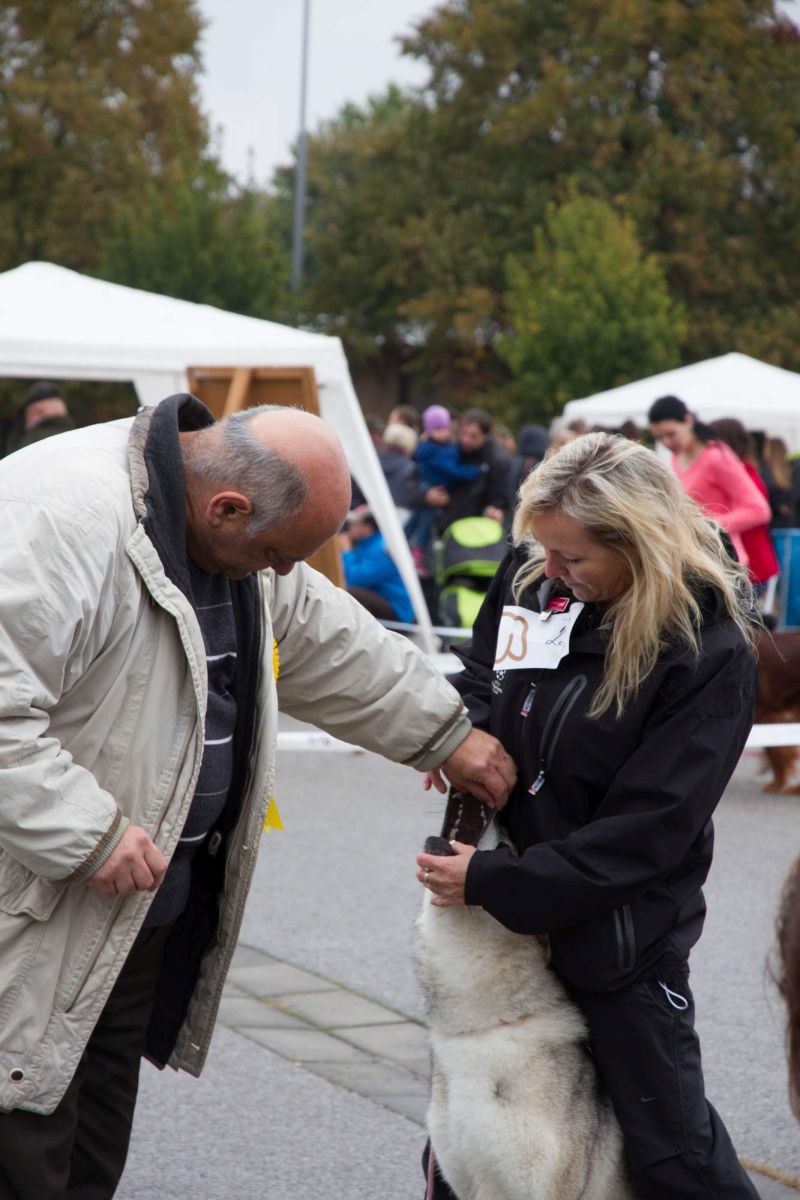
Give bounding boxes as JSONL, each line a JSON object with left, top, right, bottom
{"left": 405, "top": 405, "right": 485, "bottom": 574}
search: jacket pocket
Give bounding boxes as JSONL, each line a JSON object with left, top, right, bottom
{"left": 527, "top": 675, "right": 587, "bottom": 798}
{"left": 0, "top": 851, "right": 64, "bottom": 922}
{"left": 550, "top": 899, "right": 671, "bottom": 991}
{"left": 0, "top": 853, "right": 67, "bottom": 1043}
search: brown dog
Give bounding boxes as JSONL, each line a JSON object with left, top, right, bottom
{"left": 756, "top": 630, "right": 800, "bottom": 793}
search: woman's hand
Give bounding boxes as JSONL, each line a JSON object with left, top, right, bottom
{"left": 416, "top": 842, "right": 475, "bottom": 907}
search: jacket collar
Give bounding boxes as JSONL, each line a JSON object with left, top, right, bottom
{"left": 129, "top": 394, "right": 215, "bottom": 598}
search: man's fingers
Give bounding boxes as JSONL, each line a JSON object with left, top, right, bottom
{"left": 453, "top": 771, "right": 507, "bottom": 809}
{"left": 86, "top": 876, "right": 115, "bottom": 899}
{"left": 143, "top": 842, "right": 168, "bottom": 887}
{"left": 87, "top": 825, "right": 167, "bottom": 899}
{"left": 482, "top": 747, "right": 516, "bottom": 794}
{"left": 464, "top": 780, "right": 497, "bottom": 807}
{"left": 497, "top": 752, "right": 517, "bottom": 791}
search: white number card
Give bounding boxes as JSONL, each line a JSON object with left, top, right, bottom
{"left": 493, "top": 603, "right": 584, "bottom": 671}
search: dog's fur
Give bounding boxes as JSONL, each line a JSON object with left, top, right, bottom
{"left": 414, "top": 821, "right": 633, "bottom": 1200}
{"left": 755, "top": 630, "right": 800, "bottom": 793}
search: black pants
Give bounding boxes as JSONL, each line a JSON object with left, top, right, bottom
{"left": 0, "top": 922, "right": 171, "bottom": 1200}
{"left": 422, "top": 957, "right": 759, "bottom": 1199}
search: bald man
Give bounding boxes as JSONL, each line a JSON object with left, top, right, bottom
{"left": 0, "top": 394, "right": 515, "bottom": 1198}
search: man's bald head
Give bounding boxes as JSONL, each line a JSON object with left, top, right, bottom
{"left": 244, "top": 407, "right": 351, "bottom": 533}
{"left": 181, "top": 405, "right": 352, "bottom": 578}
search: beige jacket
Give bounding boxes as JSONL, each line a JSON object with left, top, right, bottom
{"left": 0, "top": 411, "right": 470, "bottom": 1113}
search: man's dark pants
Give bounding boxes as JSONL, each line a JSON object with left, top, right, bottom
{"left": 0, "top": 922, "right": 171, "bottom": 1200}
{"left": 422, "top": 957, "right": 759, "bottom": 1199}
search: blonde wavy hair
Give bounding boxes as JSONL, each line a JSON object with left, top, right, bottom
{"left": 512, "top": 432, "right": 755, "bottom": 718}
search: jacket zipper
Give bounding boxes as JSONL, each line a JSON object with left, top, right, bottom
{"left": 614, "top": 904, "right": 636, "bottom": 972}
{"left": 528, "top": 675, "right": 587, "bottom": 795}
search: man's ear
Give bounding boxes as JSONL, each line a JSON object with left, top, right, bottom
{"left": 206, "top": 491, "right": 253, "bottom": 527}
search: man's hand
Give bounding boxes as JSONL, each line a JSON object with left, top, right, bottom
{"left": 425, "top": 485, "right": 450, "bottom": 508}
{"left": 432, "top": 728, "right": 517, "bottom": 809}
{"left": 86, "top": 825, "right": 168, "bottom": 900}
{"left": 483, "top": 505, "right": 505, "bottom": 523}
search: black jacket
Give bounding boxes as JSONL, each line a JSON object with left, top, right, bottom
{"left": 438, "top": 436, "right": 514, "bottom": 530}
{"left": 456, "top": 549, "right": 758, "bottom": 991}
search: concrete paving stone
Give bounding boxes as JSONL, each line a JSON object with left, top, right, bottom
{"left": 281, "top": 986, "right": 408, "bottom": 1028}
{"left": 217, "top": 995, "right": 307, "bottom": 1029}
{"left": 309, "top": 1058, "right": 430, "bottom": 1100}
{"left": 239, "top": 1025, "right": 368, "bottom": 1063}
{"left": 226, "top": 960, "right": 331, "bottom": 997}
{"left": 338, "top": 1021, "right": 431, "bottom": 1074}
{"left": 122, "top": 1025, "right": 425, "bottom": 1200}
{"left": 221, "top": 980, "right": 247, "bottom": 997}
{"left": 229, "top": 942, "right": 274, "bottom": 969}
{"left": 376, "top": 1092, "right": 429, "bottom": 1125}
{"left": 747, "top": 1170, "right": 798, "bottom": 1199}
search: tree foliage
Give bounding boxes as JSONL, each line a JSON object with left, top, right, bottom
{"left": 499, "top": 195, "right": 686, "bottom": 421}
{"left": 297, "top": 0, "right": 800, "bottom": 407}
{"left": 98, "top": 159, "right": 291, "bottom": 320}
{"left": 292, "top": 89, "right": 432, "bottom": 374}
{"left": 0, "top": 0, "right": 208, "bottom": 271}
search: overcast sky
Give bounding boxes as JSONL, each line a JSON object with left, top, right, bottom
{"left": 196, "top": 0, "right": 800, "bottom": 185}
{"left": 196, "top": 0, "right": 431, "bottom": 183}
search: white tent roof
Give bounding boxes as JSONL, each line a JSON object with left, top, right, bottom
{"left": 0, "top": 262, "right": 434, "bottom": 648}
{"left": 562, "top": 353, "right": 800, "bottom": 451}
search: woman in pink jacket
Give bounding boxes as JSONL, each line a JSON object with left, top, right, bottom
{"left": 648, "top": 395, "right": 771, "bottom": 569}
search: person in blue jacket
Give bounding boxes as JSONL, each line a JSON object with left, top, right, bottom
{"left": 405, "top": 405, "right": 486, "bottom": 573}
{"left": 417, "top": 432, "right": 760, "bottom": 1199}
{"left": 341, "top": 506, "right": 414, "bottom": 623}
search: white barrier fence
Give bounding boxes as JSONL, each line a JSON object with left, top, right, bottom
{"left": 277, "top": 725, "right": 800, "bottom": 754}
{"left": 276, "top": 634, "right": 800, "bottom": 754}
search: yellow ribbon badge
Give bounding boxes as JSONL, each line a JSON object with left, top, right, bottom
{"left": 264, "top": 638, "right": 283, "bottom": 834}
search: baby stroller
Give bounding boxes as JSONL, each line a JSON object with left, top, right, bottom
{"left": 436, "top": 516, "right": 506, "bottom": 635}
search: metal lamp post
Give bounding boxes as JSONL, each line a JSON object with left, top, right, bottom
{"left": 291, "top": 0, "right": 311, "bottom": 291}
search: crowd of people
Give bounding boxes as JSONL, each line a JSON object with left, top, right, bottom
{"left": 343, "top": 397, "right": 800, "bottom": 630}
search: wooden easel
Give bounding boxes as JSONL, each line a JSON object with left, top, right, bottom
{"left": 187, "top": 366, "right": 344, "bottom": 586}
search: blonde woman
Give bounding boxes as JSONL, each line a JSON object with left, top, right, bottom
{"left": 417, "top": 433, "right": 759, "bottom": 1199}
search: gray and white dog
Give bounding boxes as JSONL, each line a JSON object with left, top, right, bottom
{"left": 414, "top": 795, "right": 633, "bottom": 1200}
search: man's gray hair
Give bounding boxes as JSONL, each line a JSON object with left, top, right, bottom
{"left": 188, "top": 405, "right": 309, "bottom": 533}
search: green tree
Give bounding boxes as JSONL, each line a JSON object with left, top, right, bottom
{"left": 296, "top": 0, "right": 800, "bottom": 404}
{"left": 291, "top": 89, "right": 429, "bottom": 376}
{"left": 0, "top": 0, "right": 208, "bottom": 271}
{"left": 499, "top": 195, "right": 686, "bottom": 421}
{"left": 97, "top": 159, "right": 291, "bottom": 320}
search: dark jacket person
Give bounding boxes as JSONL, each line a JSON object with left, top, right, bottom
{"left": 437, "top": 408, "right": 514, "bottom": 531}
{"left": 417, "top": 432, "right": 759, "bottom": 1199}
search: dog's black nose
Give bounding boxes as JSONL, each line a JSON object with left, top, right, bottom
{"left": 423, "top": 835, "right": 457, "bottom": 857}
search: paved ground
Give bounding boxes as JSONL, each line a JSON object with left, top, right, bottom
{"left": 120, "top": 730, "right": 800, "bottom": 1199}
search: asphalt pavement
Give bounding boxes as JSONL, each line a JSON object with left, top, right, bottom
{"left": 120, "top": 725, "right": 800, "bottom": 1199}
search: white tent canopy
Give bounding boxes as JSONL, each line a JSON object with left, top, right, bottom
{"left": 0, "top": 262, "right": 434, "bottom": 648}
{"left": 562, "top": 353, "right": 800, "bottom": 451}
